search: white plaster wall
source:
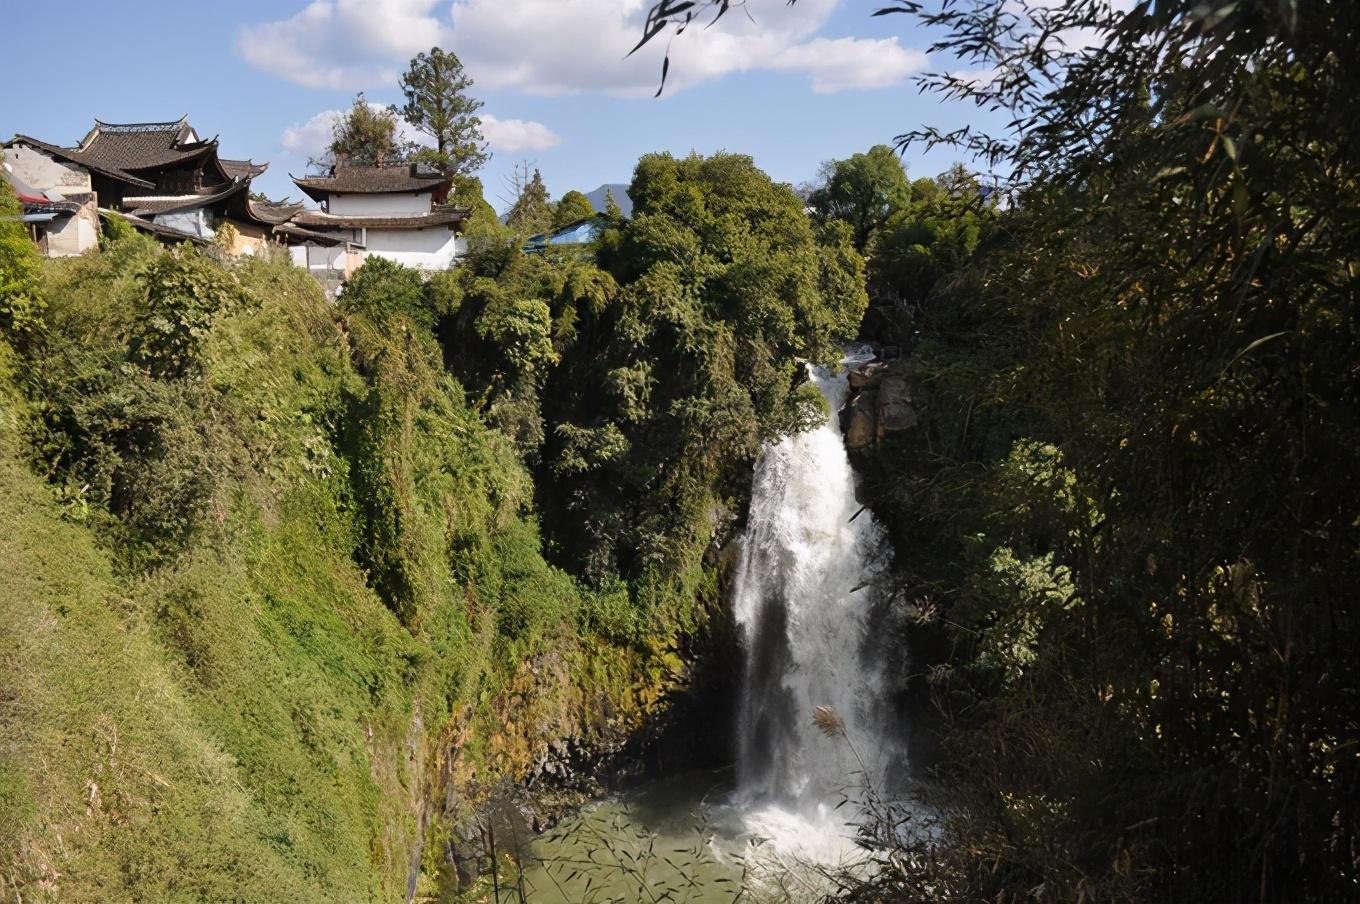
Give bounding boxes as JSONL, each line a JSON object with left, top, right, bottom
{"left": 4, "top": 145, "right": 92, "bottom": 194}
{"left": 294, "top": 244, "right": 361, "bottom": 275}
{"left": 327, "top": 192, "right": 430, "bottom": 216}
{"left": 154, "top": 209, "right": 213, "bottom": 240}
{"left": 42, "top": 205, "right": 100, "bottom": 257}
{"left": 76, "top": 212, "right": 98, "bottom": 251}
{"left": 299, "top": 245, "right": 340, "bottom": 270}
{"left": 363, "top": 228, "right": 463, "bottom": 270}
{"left": 44, "top": 217, "right": 85, "bottom": 257}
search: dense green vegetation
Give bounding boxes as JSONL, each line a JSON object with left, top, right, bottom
{"left": 794, "top": 2, "right": 1359, "bottom": 902}
{"left": 807, "top": 148, "right": 995, "bottom": 347}
{"left": 0, "top": 227, "right": 648, "bottom": 900}
{"left": 0, "top": 144, "right": 862, "bottom": 900}
{"left": 551, "top": 190, "right": 596, "bottom": 229}
{"left": 447, "top": 152, "right": 867, "bottom": 600}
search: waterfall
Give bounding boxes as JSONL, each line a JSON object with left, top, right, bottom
{"left": 731, "top": 352, "right": 902, "bottom": 855}
{"left": 526, "top": 356, "right": 907, "bottom": 901}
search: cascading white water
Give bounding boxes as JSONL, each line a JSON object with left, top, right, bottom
{"left": 731, "top": 352, "right": 902, "bottom": 861}
{"left": 526, "top": 356, "right": 907, "bottom": 902}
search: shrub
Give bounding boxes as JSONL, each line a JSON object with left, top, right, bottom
{"left": 212, "top": 221, "right": 240, "bottom": 254}
{"left": 338, "top": 256, "right": 431, "bottom": 329}
{"left": 0, "top": 174, "right": 45, "bottom": 340}
{"left": 130, "top": 249, "right": 246, "bottom": 379}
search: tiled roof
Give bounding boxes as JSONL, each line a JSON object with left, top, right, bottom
{"left": 9, "top": 119, "right": 218, "bottom": 187}
{"left": 8, "top": 135, "right": 155, "bottom": 189}
{"left": 273, "top": 222, "right": 356, "bottom": 247}
{"left": 291, "top": 164, "right": 451, "bottom": 201}
{"left": 220, "top": 158, "right": 268, "bottom": 180}
{"left": 123, "top": 181, "right": 249, "bottom": 216}
{"left": 84, "top": 117, "right": 195, "bottom": 142}
{"left": 81, "top": 132, "right": 217, "bottom": 171}
{"left": 11, "top": 120, "right": 277, "bottom": 204}
{"left": 289, "top": 205, "right": 468, "bottom": 230}
{"left": 248, "top": 198, "right": 305, "bottom": 225}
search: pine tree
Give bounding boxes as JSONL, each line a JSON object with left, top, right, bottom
{"left": 506, "top": 168, "right": 553, "bottom": 236}
{"left": 398, "top": 48, "right": 489, "bottom": 178}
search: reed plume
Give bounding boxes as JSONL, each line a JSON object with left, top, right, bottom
{"left": 812, "top": 704, "right": 888, "bottom": 824}
{"left": 813, "top": 705, "right": 847, "bottom": 739}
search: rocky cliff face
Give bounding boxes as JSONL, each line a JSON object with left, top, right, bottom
{"left": 841, "top": 359, "right": 918, "bottom": 450}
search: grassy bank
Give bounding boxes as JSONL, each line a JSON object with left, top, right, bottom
{"left": 0, "top": 234, "right": 684, "bottom": 902}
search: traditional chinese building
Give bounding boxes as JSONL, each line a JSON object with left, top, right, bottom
{"left": 0, "top": 160, "right": 100, "bottom": 257}
{"left": 289, "top": 163, "right": 468, "bottom": 270}
{"left": 4, "top": 117, "right": 296, "bottom": 253}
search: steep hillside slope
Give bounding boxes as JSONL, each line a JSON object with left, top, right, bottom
{"left": 0, "top": 239, "right": 680, "bottom": 902}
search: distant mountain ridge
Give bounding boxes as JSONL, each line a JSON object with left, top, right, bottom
{"left": 584, "top": 183, "right": 632, "bottom": 218}
{"left": 499, "top": 183, "right": 632, "bottom": 224}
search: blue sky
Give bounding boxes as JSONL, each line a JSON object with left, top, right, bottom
{"left": 0, "top": 0, "right": 1006, "bottom": 210}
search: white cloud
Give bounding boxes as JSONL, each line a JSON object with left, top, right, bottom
{"left": 280, "top": 106, "right": 559, "bottom": 160}
{"left": 237, "top": 0, "right": 453, "bottom": 90}
{"left": 947, "top": 67, "right": 1003, "bottom": 89}
{"left": 447, "top": 0, "right": 927, "bottom": 96}
{"left": 769, "top": 37, "right": 928, "bottom": 94}
{"left": 281, "top": 110, "right": 342, "bottom": 159}
{"left": 238, "top": 0, "right": 929, "bottom": 97}
{"left": 481, "top": 115, "right": 561, "bottom": 153}
{"left": 998, "top": 0, "right": 1139, "bottom": 57}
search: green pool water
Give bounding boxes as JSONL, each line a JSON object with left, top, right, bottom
{"left": 504, "top": 770, "right": 871, "bottom": 903}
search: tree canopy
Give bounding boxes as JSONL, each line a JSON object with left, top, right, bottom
{"left": 552, "top": 190, "right": 595, "bottom": 229}
{"left": 543, "top": 151, "right": 866, "bottom": 584}
{"left": 397, "top": 47, "right": 490, "bottom": 178}
{"left": 440, "top": 151, "right": 867, "bottom": 596}
{"left": 325, "top": 93, "right": 402, "bottom": 166}
{"left": 807, "top": 144, "right": 912, "bottom": 250}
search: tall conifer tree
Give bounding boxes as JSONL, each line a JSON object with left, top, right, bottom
{"left": 397, "top": 48, "right": 490, "bottom": 178}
